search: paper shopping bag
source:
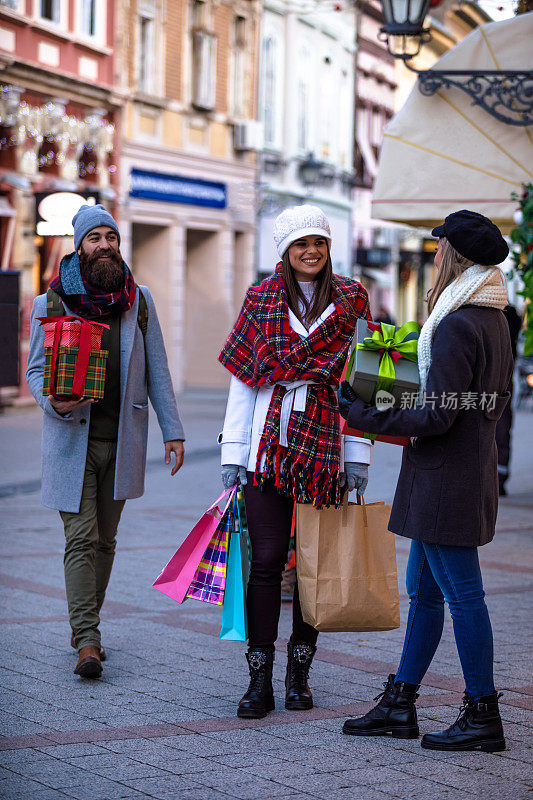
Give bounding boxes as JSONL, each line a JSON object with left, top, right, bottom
{"left": 153, "top": 487, "right": 236, "bottom": 604}
{"left": 220, "top": 492, "right": 249, "bottom": 641}
{"left": 296, "top": 496, "right": 400, "bottom": 632}
{"left": 186, "top": 501, "right": 231, "bottom": 606}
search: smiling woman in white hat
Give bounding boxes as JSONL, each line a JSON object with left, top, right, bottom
{"left": 218, "top": 204, "right": 372, "bottom": 719}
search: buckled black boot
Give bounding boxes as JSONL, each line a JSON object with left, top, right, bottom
{"left": 421, "top": 691, "right": 506, "bottom": 752}
{"left": 343, "top": 674, "right": 420, "bottom": 738}
{"left": 285, "top": 641, "right": 316, "bottom": 710}
{"left": 237, "top": 647, "right": 275, "bottom": 719}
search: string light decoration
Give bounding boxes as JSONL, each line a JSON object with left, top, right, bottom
{"left": 0, "top": 85, "right": 116, "bottom": 182}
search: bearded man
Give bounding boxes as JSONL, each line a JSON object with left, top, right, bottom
{"left": 26, "top": 204, "right": 185, "bottom": 679}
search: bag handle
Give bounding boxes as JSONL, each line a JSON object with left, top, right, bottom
{"left": 207, "top": 486, "right": 237, "bottom": 519}
{"left": 355, "top": 492, "right": 368, "bottom": 528}
{"left": 341, "top": 491, "right": 349, "bottom": 525}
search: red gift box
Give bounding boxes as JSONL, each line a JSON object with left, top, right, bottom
{"left": 42, "top": 318, "right": 105, "bottom": 350}
{"left": 38, "top": 316, "right": 110, "bottom": 400}
{"left": 340, "top": 346, "right": 410, "bottom": 447}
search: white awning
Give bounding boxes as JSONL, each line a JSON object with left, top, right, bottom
{"left": 372, "top": 13, "right": 533, "bottom": 233}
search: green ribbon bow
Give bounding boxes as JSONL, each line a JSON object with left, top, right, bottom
{"left": 345, "top": 320, "right": 420, "bottom": 443}
{"left": 346, "top": 321, "right": 420, "bottom": 397}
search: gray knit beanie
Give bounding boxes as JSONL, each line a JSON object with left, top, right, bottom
{"left": 72, "top": 204, "right": 120, "bottom": 251}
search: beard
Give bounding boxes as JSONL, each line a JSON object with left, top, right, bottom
{"left": 79, "top": 248, "right": 125, "bottom": 292}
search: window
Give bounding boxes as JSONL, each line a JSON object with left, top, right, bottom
{"left": 320, "top": 56, "right": 333, "bottom": 159}
{"left": 190, "top": 1, "right": 216, "bottom": 111}
{"left": 139, "top": 15, "right": 155, "bottom": 92}
{"left": 297, "top": 47, "right": 311, "bottom": 152}
{"left": 76, "top": 0, "right": 106, "bottom": 43}
{"left": 338, "top": 69, "right": 351, "bottom": 166}
{"left": 80, "top": 0, "right": 96, "bottom": 36}
{"left": 260, "top": 35, "right": 278, "bottom": 145}
{"left": 0, "top": 0, "right": 20, "bottom": 11}
{"left": 231, "top": 16, "right": 246, "bottom": 117}
{"left": 40, "top": 0, "right": 60, "bottom": 23}
{"left": 192, "top": 30, "right": 216, "bottom": 110}
{"left": 370, "top": 107, "right": 383, "bottom": 147}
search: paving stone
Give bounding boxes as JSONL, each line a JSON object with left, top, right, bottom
{"left": 0, "top": 399, "right": 532, "bottom": 800}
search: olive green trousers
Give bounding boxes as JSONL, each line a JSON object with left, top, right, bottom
{"left": 60, "top": 439, "right": 125, "bottom": 649}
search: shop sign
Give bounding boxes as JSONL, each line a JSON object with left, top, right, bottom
{"left": 129, "top": 168, "right": 226, "bottom": 209}
{"left": 356, "top": 247, "right": 392, "bottom": 267}
{"left": 35, "top": 191, "right": 100, "bottom": 237}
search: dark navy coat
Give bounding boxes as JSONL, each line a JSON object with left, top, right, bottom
{"left": 346, "top": 306, "right": 513, "bottom": 547}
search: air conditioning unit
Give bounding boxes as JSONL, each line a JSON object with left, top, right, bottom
{"left": 233, "top": 120, "right": 264, "bottom": 152}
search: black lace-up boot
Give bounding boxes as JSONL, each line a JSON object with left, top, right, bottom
{"left": 343, "top": 674, "right": 420, "bottom": 738}
{"left": 422, "top": 691, "right": 505, "bottom": 752}
{"left": 285, "top": 641, "right": 317, "bottom": 710}
{"left": 237, "top": 647, "right": 275, "bottom": 719}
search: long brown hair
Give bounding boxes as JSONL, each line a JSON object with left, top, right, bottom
{"left": 426, "top": 238, "right": 475, "bottom": 315}
{"left": 282, "top": 244, "right": 333, "bottom": 328}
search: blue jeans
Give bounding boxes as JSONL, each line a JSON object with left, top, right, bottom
{"left": 395, "top": 540, "right": 494, "bottom": 700}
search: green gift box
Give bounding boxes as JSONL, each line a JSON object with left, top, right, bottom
{"left": 43, "top": 346, "right": 108, "bottom": 400}
{"left": 346, "top": 319, "right": 420, "bottom": 405}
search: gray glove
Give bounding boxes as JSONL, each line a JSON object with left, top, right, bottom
{"left": 340, "top": 462, "right": 369, "bottom": 495}
{"left": 221, "top": 465, "right": 247, "bottom": 490}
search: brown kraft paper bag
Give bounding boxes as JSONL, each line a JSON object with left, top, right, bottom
{"left": 296, "top": 497, "right": 400, "bottom": 632}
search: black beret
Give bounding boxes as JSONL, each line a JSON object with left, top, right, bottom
{"left": 431, "top": 210, "right": 509, "bottom": 266}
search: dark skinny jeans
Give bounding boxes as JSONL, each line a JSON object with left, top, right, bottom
{"left": 243, "top": 473, "right": 318, "bottom": 649}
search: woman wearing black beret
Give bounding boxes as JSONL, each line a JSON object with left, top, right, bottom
{"left": 338, "top": 210, "right": 513, "bottom": 752}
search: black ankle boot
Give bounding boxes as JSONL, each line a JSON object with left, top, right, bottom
{"left": 343, "top": 674, "right": 420, "bottom": 738}
{"left": 421, "top": 691, "right": 506, "bottom": 752}
{"left": 285, "top": 641, "right": 316, "bottom": 710}
{"left": 237, "top": 648, "right": 275, "bottom": 719}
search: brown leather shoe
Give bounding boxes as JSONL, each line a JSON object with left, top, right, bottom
{"left": 70, "top": 632, "right": 106, "bottom": 661}
{"left": 74, "top": 646, "right": 102, "bottom": 679}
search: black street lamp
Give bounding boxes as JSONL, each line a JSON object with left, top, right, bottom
{"left": 376, "top": 0, "right": 533, "bottom": 126}
{"left": 379, "top": 0, "right": 432, "bottom": 57}
{"left": 298, "top": 152, "right": 323, "bottom": 188}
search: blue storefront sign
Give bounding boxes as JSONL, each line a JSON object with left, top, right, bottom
{"left": 129, "top": 168, "right": 226, "bottom": 209}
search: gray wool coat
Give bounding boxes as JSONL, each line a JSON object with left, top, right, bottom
{"left": 346, "top": 306, "right": 513, "bottom": 547}
{"left": 26, "top": 286, "right": 185, "bottom": 513}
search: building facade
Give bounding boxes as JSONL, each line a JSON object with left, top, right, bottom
{"left": 256, "top": 0, "right": 355, "bottom": 280}
{"left": 117, "top": 0, "right": 261, "bottom": 391}
{"left": 0, "top": 0, "right": 119, "bottom": 400}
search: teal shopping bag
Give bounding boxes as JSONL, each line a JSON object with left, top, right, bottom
{"left": 220, "top": 492, "right": 249, "bottom": 641}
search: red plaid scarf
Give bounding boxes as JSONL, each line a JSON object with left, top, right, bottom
{"left": 219, "top": 263, "right": 370, "bottom": 508}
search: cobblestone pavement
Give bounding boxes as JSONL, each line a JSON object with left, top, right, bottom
{"left": 0, "top": 393, "right": 532, "bottom": 800}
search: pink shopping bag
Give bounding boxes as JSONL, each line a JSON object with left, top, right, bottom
{"left": 153, "top": 487, "right": 236, "bottom": 604}
{"left": 186, "top": 503, "right": 232, "bottom": 605}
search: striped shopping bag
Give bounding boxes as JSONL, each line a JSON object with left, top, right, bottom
{"left": 186, "top": 504, "right": 232, "bottom": 605}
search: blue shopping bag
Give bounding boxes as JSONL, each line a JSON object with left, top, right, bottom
{"left": 219, "top": 492, "right": 249, "bottom": 641}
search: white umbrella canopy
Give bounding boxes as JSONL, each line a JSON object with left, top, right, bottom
{"left": 371, "top": 12, "right": 533, "bottom": 233}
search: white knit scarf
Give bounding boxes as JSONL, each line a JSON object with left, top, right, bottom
{"left": 418, "top": 264, "right": 508, "bottom": 392}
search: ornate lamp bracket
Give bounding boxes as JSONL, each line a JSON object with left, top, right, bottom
{"left": 404, "top": 63, "right": 533, "bottom": 127}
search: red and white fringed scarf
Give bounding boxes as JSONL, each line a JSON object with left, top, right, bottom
{"left": 218, "top": 263, "right": 370, "bottom": 508}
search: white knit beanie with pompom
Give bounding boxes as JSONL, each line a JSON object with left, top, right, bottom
{"left": 273, "top": 205, "right": 331, "bottom": 257}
